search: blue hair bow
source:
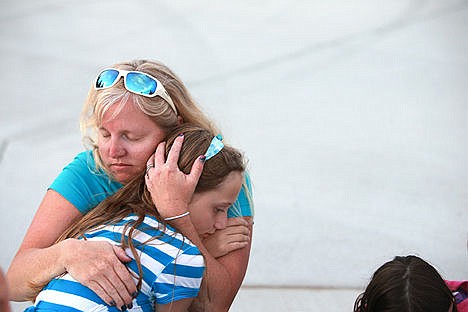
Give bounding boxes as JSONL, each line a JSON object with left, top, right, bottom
{"left": 204, "top": 134, "right": 224, "bottom": 160}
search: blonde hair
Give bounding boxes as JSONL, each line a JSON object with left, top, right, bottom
{"left": 57, "top": 124, "right": 245, "bottom": 291}
{"left": 80, "top": 59, "right": 219, "bottom": 174}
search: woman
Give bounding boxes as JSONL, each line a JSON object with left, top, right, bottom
{"left": 7, "top": 60, "right": 253, "bottom": 311}
{"left": 25, "top": 124, "right": 246, "bottom": 312}
{"left": 354, "top": 255, "right": 458, "bottom": 312}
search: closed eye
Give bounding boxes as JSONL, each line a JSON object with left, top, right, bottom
{"left": 99, "top": 128, "right": 110, "bottom": 138}
{"left": 122, "top": 132, "right": 142, "bottom": 141}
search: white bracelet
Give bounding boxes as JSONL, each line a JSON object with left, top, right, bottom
{"left": 164, "top": 211, "right": 190, "bottom": 221}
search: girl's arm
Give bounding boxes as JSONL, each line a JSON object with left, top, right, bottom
{"left": 202, "top": 217, "right": 251, "bottom": 259}
{"left": 145, "top": 137, "right": 252, "bottom": 311}
{"left": 156, "top": 298, "right": 194, "bottom": 312}
{"left": 170, "top": 217, "right": 252, "bottom": 312}
{"left": 6, "top": 190, "right": 137, "bottom": 308}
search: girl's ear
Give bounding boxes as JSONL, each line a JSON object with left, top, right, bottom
{"left": 177, "top": 116, "right": 184, "bottom": 125}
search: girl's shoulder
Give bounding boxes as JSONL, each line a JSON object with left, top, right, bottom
{"left": 125, "top": 214, "right": 200, "bottom": 254}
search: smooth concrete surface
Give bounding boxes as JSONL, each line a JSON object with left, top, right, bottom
{"left": 1, "top": 1, "right": 467, "bottom": 311}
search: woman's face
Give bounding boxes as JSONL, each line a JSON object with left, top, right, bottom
{"left": 98, "top": 98, "right": 166, "bottom": 184}
{"left": 189, "top": 171, "right": 243, "bottom": 236}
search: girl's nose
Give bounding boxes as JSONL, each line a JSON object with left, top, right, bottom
{"left": 214, "top": 214, "right": 227, "bottom": 230}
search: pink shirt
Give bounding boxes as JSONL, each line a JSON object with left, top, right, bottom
{"left": 446, "top": 280, "right": 468, "bottom": 312}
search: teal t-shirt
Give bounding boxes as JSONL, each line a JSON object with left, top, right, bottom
{"left": 50, "top": 151, "right": 253, "bottom": 217}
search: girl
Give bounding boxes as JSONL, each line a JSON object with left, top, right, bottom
{"left": 25, "top": 124, "right": 246, "bottom": 312}
{"left": 354, "top": 255, "right": 458, "bottom": 312}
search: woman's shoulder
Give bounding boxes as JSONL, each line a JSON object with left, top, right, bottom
{"left": 49, "top": 150, "right": 121, "bottom": 214}
{"left": 228, "top": 170, "right": 254, "bottom": 218}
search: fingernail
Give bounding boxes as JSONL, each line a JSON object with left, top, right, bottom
{"left": 127, "top": 302, "right": 133, "bottom": 309}
{"left": 199, "top": 155, "right": 206, "bottom": 163}
{"left": 121, "top": 305, "right": 127, "bottom": 311}
{"left": 132, "top": 291, "right": 139, "bottom": 298}
{"left": 178, "top": 133, "right": 184, "bottom": 137}
{"left": 109, "top": 300, "right": 116, "bottom": 306}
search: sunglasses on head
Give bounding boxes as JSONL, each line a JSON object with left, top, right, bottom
{"left": 94, "top": 68, "right": 178, "bottom": 115}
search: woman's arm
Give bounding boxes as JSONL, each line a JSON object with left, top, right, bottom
{"left": 6, "top": 190, "right": 137, "bottom": 307}
{"left": 7, "top": 190, "right": 82, "bottom": 300}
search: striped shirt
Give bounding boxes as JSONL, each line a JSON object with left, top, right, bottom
{"left": 25, "top": 214, "right": 205, "bottom": 311}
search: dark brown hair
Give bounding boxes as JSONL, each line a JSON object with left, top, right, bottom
{"left": 354, "top": 255, "right": 456, "bottom": 312}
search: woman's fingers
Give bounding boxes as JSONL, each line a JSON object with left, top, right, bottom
{"left": 64, "top": 240, "right": 136, "bottom": 308}
{"left": 88, "top": 276, "right": 128, "bottom": 309}
{"left": 145, "top": 135, "right": 205, "bottom": 220}
{"left": 86, "top": 279, "right": 117, "bottom": 307}
{"left": 153, "top": 141, "right": 166, "bottom": 167}
{"left": 113, "top": 245, "right": 132, "bottom": 263}
{"left": 76, "top": 259, "right": 133, "bottom": 308}
{"left": 111, "top": 246, "right": 138, "bottom": 298}
{"left": 106, "top": 264, "right": 135, "bottom": 308}
{"left": 166, "top": 134, "right": 184, "bottom": 168}
{"left": 187, "top": 155, "right": 205, "bottom": 185}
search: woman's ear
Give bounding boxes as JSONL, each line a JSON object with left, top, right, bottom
{"left": 177, "top": 116, "right": 184, "bottom": 125}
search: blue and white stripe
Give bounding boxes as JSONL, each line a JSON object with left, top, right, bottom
{"left": 25, "top": 214, "right": 205, "bottom": 311}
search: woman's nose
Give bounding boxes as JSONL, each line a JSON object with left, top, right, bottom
{"left": 108, "top": 138, "right": 125, "bottom": 158}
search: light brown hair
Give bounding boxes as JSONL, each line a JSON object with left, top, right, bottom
{"left": 80, "top": 59, "right": 219, "bottom": 176}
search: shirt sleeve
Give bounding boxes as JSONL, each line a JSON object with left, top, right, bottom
{"left": 228, "top": 170, "right": 254, "bottom": 218}
{"left": 153, "top": 246, "right": 205, "bottom": 304}
{"left": 49, "top": 151, "right": 122, "bottom": 214}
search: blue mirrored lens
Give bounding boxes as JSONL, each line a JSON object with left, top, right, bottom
{"left": 126, "top": 72, "right": 157, "bottom": 96}
{"left": 96, "top": 69, "right": 119, "bottom": 88}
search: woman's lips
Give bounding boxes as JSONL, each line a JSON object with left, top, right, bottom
{"left": 110, "top": 163, "right": 131, "bottom": 171}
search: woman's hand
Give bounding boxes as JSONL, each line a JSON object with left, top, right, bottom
{"left": 202, "top": 218, "right": 251, "bottom": 258}
{"left": 145, "top": 135, "right": 204, "bottom": 219}
{"left": 61, "top": 238, "right": 137, "bottom": 308}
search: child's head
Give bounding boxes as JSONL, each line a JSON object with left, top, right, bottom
{"left": 354, "top": 255, "right": 456, "bottom": 312}
{"left": 164, "top": 124, "right": 246, "bottom": 235}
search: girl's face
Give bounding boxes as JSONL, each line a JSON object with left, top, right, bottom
{"left": 189, "top": 171, "right": 243, "bottom": 236}
{"left": 98, "top": 99, "right": 166, "bottom": 184}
